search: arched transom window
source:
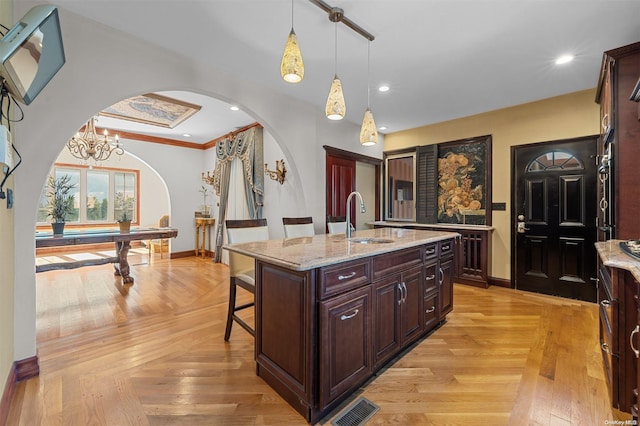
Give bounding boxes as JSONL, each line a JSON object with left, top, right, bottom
{"left": 527, "top": 151, "right": 584, "bottom": 172}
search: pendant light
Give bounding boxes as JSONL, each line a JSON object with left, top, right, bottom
{"left": 360, "top": 40, "right": 378, "bottom": 146}
{"left": 281, "top": 0, "right": 304, "bottom": 83}
{"left": 325, "top": 14, "right": 346, "bottom": 120}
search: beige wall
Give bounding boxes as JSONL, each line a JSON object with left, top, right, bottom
{"left": 384, "top": 89, "right": 600, "bottom": 280}
{"left": 0, "top": 0, "right": 15, "bottom": 396}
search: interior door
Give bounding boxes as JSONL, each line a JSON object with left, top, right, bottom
{"left": 326, "top": 155, "right": 356, "bottom": 226}
{"left": 513, "top": 137, "right": 597, "bottom": 302}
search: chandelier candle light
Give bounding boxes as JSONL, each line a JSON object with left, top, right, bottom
{"left": 66, "top": 116, "right": 124, "bottom": 162}
{"left": 281, "top": 0, "right": 304, "bottom": 83}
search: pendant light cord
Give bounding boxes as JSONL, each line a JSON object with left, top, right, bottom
{"left": 291, "top": 0, "right": 294, "bottom": 28}
{"left": 334, "top": 22, "right": 338, "bottom": 75}
{"left": 367, "top": 40, "right": 371, "bottom": 108}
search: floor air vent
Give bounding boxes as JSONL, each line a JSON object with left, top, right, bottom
{"left": 331, "top": 397, "right": 380, "bottom": 426}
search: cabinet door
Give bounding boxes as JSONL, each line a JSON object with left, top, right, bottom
{"left": 372, "top": 275, "right": 401, "bottom": 368}
{"left": 440, "top": 257, "right": 454, "bottom": 319}
{"left": 400, "top": 266, "right": 424, "bottom": 344}
{"left": 319, "top": 286, "right": 372, "bottom": 409}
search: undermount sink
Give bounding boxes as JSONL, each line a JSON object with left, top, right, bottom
{"left": 349, "top": 237, "right": 394, "bottom": 244}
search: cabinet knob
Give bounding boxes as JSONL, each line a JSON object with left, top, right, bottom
{"left": 601, "top": 342, "right": 610, "bottom": 354}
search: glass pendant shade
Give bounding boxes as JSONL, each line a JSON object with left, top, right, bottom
{"left": 281, "top": 28, "right": 304, "bottom": 83}
{"left": 325, "top": 75, "right": 346, "bottom": 120}
{"left": 359, "top": 107, "right": 378, "bottom": 146}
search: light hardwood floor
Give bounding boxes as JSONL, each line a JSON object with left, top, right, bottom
{"left": 7, "top": 252, "right": 633, "bottom": 425}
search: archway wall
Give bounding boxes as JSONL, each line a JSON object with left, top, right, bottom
{"left": 12, "top": 5, "right": 383, "bottom": 360}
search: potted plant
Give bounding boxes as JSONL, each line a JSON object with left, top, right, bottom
{"left": 46, "top": 174, "right": 76, "bottom": 236}
{"left": 115, "top": 192, "right": 135, "bottom": 232}
{"left": 199, "top": 185, "right": 211, "bottom": 217}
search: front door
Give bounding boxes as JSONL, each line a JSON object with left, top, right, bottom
{"left": 512, "top": 136, "right": 597, "bottom": 302}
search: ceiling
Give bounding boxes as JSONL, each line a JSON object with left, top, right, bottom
{"left": 51, "top": 0, "right": 640, "bottom": 144}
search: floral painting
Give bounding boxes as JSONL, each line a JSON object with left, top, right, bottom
{"left": 437, "top": 137, "right": 491, "bottom": 225}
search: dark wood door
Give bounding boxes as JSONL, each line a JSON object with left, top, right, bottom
{"left": 326, "top": 155, "right": 356, "bottom": 225}
{"left": 399, "top": 266, "right": 424, "bottom": 344}
{"left": 513, "top": 137, "right": 598, "bottom": 302}
{"left": 439, "top": 256, "right": 454, "bottom": 318}
{"left": 319, "top": 285, "right": 372, "bottom": 409}
{"left": 372, "top": 275, "right": 401, "bottom": 368}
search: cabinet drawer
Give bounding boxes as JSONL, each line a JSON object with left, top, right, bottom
{"left": 318, "top": 258, "right": 371, "bottom": 300}
{"left": 373, "top": 246, "right": 423, "bottom": 280}
{"left": 424, "top": 293, "right": 439, "bottom": 332}
{"left": 439, "top": 239, "right": 454, "bottom": 257}
{"left": 424, "top": 263, "right": 438, "bottom": 295}
{"left": 425, "top": 243, "right": 438, "bottom": 260}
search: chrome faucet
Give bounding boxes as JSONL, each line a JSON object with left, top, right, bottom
{"left": 345, "top": 191, "right": 366, "bottom": 239}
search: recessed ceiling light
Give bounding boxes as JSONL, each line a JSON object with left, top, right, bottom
{"left": 229, "top": 106, "right": 240, "bottom": 111}
{"left": 183, "top": 133, "right": 191, "bottom": 138}
{"left": 379, "top": 126, "right": 387, "bottom": 131}
{"left": 378, "top": 85, "right": 390, "bottom": 92}
{"left": 555, "top": 55, "right": 574, "bottom": 65}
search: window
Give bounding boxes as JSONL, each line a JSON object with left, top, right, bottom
{"left": 527, "top": 151, "right": 584, "bottom": 172}
{"left": 37, "top": 165, "right": 138, "bottom": 226}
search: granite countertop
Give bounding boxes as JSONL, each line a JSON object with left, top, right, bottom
{"left": 224, "top": 227, "right": 459, "bottom": 271}
{"left": 595, "top": 239, "right": 640, "bottom": 282}
{"left": 369, "top": 220, "right": 494, "bottom": 231}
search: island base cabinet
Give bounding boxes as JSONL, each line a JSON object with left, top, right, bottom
{"left": 255, "top": 262, "right": 315, "bottom": 420}
{"left": 319, "top": 286, "right": 372, "bottom": 409}
{"left": 439, "top": 256, "right": 454, "bottom": 319}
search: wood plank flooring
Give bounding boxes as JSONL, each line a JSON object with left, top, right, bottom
{"left": 6, "top": 253, "right": 633, "bottom": 425}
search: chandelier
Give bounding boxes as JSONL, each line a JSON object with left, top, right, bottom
{"left": 66, "top": 116, "right": 124, "bottom": 162}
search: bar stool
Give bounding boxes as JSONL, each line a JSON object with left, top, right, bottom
{"left": 282, "top": 216, "right": 315, "bottom": 238}
{"left": 327, "top": 215, "right": 352, "bottom": 234}
{"left": 224, "top": 218, "right": 269, "bottom": 341}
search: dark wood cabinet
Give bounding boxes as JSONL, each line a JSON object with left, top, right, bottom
{"left": 255, "top": 238, "right": 456, "bottom": 423}
{"left": 595, "top": 41, "right": 640, "bottom": 416}
{"left": 319, "top": 285, "right": 372, "bottom": 409}
{"left": 372, "top": 265, "right": 424, "bottom": 369}
{"left": 439, "top": 256, "right": 454, "bottom": 319}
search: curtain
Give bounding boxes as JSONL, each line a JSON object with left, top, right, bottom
{"left": 212, "top": 126, "right": 264, "bottom": 262}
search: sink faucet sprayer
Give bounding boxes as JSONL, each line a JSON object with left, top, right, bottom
{"left": 346, "top": 191, "right": 366, "bottom": 239}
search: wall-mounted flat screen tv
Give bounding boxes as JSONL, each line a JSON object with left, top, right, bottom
{"left": 0, "top": 5, "right": 65, "bottom": 105}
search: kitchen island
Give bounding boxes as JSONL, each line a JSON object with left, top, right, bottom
{"left": 224, "top": 227, "right": 459, "bottom": 423}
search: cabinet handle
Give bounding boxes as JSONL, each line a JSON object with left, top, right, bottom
{"left": 340, "top": 309, "right": 359, "bottom": 321}
{"left": 439, "top": 268, "right": 444, "bottom": 285}
{"left": 425, "top": 306, "right": 435, "bottom": 314}
{"left": 442, "top": 244, "right": 450, "bottom": 251}
{"left": 600, "top": 299, "right": 611, "bottom": 308}
{"left": 601, "top": 342, "right": 610, "bottom": 354}
{"left": 397, "top": 283, "right": 403, "bottom": 305}
{"left": 426, "top": 248, "right": 436, "bottom": 255}
{"left": 402, "top": 282, "right": 407, "bottom": 304}
{"left": 338, "top": 272, "right": 356, "bottom": 281}
{"left": 631, "top": 325, "right": 640, "bottom": 359}
{"left": 425, "top": 274, "right": 436, "bottom": 281}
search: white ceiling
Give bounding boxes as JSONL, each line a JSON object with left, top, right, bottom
{"left": 50, "top": 0, "right": 640, "bottom": 144}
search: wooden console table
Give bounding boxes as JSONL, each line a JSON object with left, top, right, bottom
{"left": 35, "top": 227, "right": 179, "bottom": 284}
{"left": 195, "top": 217, "right": 215, "bottom": 257}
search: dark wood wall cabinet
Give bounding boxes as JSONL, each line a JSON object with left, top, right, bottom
{"left": 595, "top": 40, "right": 640, "bottom": 417}
{"left": 255, "top": 238, "right": 456, "bottom": 424}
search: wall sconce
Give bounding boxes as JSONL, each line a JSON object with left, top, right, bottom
{"left": 201, "top": 171, "right": 215, "bottom": 186}
{"left": 265, "top": 159, "right": 286, "bottom": 185}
